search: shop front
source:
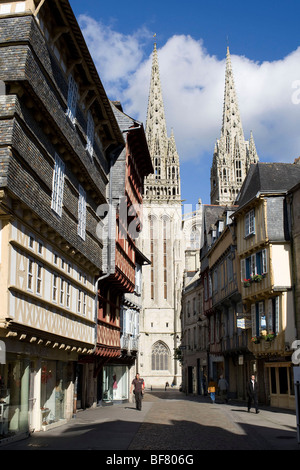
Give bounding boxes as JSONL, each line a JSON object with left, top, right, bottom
{"left": 265, "top": 362, "right": 295, "bottom": 410}
{"left": 102, "top": 364, "right": 129, "bottom": 404}
{"left": 0, "top": 349, "right": 76, "bottom": 441}
{"left": 0, "top": 354, "right": 31, "bottom": 439}
{"left": 40, "top": 360, "right": 69, "bottom": 429}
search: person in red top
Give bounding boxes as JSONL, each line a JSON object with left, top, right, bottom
{"left": 130, "top": 373, "right": 145, "bottom": 410}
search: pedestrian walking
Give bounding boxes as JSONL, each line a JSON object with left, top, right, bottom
{"left": 130, "top": 373, "right": 145, "bottom": 410}
{"left": 247, "top": 374, "right": 259, "bottom": 413}
{"left": 208, "top": 377, "right": 217, "bottom": 403}
{"left": 218, "top": 375, "right": 228, "bottom": 403}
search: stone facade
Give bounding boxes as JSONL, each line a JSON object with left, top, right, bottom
{"left": 138, "top": 43, "right": 184, "bottom": 388}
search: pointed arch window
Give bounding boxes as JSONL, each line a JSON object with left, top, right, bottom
{"left": 190, "top": 225, "right": 200, "bottom": 249}
{"left": 151, "top": 342, "right": 170, "bottom": 371}
{"left": 226, "top": 131, "right": 230, "bottom": 153}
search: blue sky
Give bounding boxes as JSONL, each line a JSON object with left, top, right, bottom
{"left": 70, "top": 0, "right": 300, "bottom": 209}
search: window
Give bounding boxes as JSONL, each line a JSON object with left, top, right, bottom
{"left": 38, "top": 241, "right": 43, "bottom": 255}
{"left": 78, "top": 185, "right": 87, "bottom": 240}
{"left": 27, "top": 258, "right": 34, "bottom": 291}
{"left": 86, "top": 111, "right": 94, "bottom": 157}
{"left": 267, "top": 297, "right": 280, "bottom": 334}
{"left": 245, "top": 209, "right": 255, "bottom": 237}
{"left": 235, "top": 159, "right": 242, "bottom": 183}
{"left": 151, "top": 342, "right": 169, "bottom": 371}
{"left": 52, "top": 274, "right": 58, "bottom": 302}
{"left": 241, "top": 249, "right": 267, "bottom": 280}
{"left": 83, "top": 292, "right": 87, "bottom": 315}
{"left": 66, "top": 74, "right": 78, "bottom": 125}
{"left": 29, "top": 235, "right": 34, "bottom": 250}
{"left": 251, "top": 301, "right": 266, "bottom": 336}
{"left": 51, "top": 154, "right": 65, "bottom": 217}
{"left": 60, "top": 279, "right": 65, "bottom": 305}
{"left": 36, "top": 263, "right": 43, "bottom": 295}
{"left": 66, "top": 282, "right": 71, "bottom": 309}
{"left": 77, "top": 290, "right": 82, "bottom": 313}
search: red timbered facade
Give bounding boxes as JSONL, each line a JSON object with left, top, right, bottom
{"left": 93, "top": 103, "right": 153, "bottom": 404}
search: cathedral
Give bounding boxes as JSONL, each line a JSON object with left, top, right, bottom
{"left": 210, "top": 47, "right": 259, "bottom": 206}
{"left": 138, "top": 45, "right": 259, "bottom": 389}
{"left": 138, "top": 42, "right": 184, "bottom": 388}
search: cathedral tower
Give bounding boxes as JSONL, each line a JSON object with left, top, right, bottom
{"left": 144, "top": 42, "right": 181, "bottom": 203}
{"left": 210, "top": 47, "right": 259, "bottom": 205}
{"left": 138, "top": 41, "right": 183, "bottom": 388}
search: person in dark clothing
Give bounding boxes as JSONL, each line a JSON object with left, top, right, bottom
{"left": 247, "top": 374, "right": 259, "bottom": 413}
{"left": 130, "top": 373, "right": 145, "bottom": 410}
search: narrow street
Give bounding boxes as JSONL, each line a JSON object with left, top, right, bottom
{"left": 1, "top": 389, "right": 299, "bottom": 453}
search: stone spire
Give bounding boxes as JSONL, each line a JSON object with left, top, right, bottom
{"left": 221, "top": 47, "right": 245, "bottom": 143}
{"left": 144, "top": 41, "right": 181, "bottom": 202}
{"left": 210, "top": 47, "right": 259, "bottom": 206}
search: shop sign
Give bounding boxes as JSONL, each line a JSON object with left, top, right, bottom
{"left": 237, "top": 318, "right": 251, "bottom": 329}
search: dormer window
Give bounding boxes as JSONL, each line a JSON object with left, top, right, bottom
{"left": 245, "top": 209, "right": 255, "bottom": 237}
{"left": 51, "top": 153, "right": 65, "bottom": 217}
{"left": 66, "top": 74, "right": 78, "bottom": 125}
{"left": 78, "top": 185, "right": 86, "bottom": 240}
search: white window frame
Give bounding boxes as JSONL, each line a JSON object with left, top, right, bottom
{"left": 27, "top": 258, "right": 34, "bottom": 292}
{"left": 78, "top": 185, "right": 86, "bottom": 240}
{"left": 262, "top": 249, "right": 267, "bottom": 274}
{"left": 51, "top": 154, "right": 65, "bottom": 217}
{"left": 66, "top": 282, "right": 71, "bottom": 309}
{"left": 52, "top": 274, "right": 58, "bottom": 302}
{"left": 245, "top": 209, "right": 255, "bottom": 237}
{"left": 77, "top": 290, "right": 82, "bottom": 314}
{"left": 60, "top": 278, "right": 65, "bottom": 306}
{"left": 86, "top": 110, "right": 94, "bottom": 158}
{"left": 66, "top": 74, "right": 78, "bottom": 125}
{"left": 36, "top": 263, "right": 43, "bottom": 295}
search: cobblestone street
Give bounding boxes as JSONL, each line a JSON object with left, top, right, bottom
{"left": 129, "top": 391, "right": 299, "bottom": 450}
{"left": 1, "top": 389, "right": 299, "bottom": 452}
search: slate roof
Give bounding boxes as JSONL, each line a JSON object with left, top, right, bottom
{"left": 236, "top": 162, "right": 300, "bottom": 209}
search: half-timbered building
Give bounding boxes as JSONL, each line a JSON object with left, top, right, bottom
{"left": 0, "top": 0, "right": 124, "bottom": 437}
{"left": 234, "top": 162, "right": 300, "bottom": 409}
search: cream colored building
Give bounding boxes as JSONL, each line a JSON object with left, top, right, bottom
{"left": 234, "top": 162, "right": 300, "bottom": 409}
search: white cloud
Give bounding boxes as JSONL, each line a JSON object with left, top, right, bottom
{"left": 79, "top": 16, "right": 300, "bottom": 166}
{"left": 78, "top": 14, "right": 149, "bottom": 98}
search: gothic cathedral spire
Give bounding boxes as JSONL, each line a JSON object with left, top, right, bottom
{"left": 210, "top": 47, "right": 259, "bottom": 205}
{"left": 139, "top": 40, "right": 184, "bottom": 389}
{"left": 144, "top": 42, "right": 181, "bottom": 202}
